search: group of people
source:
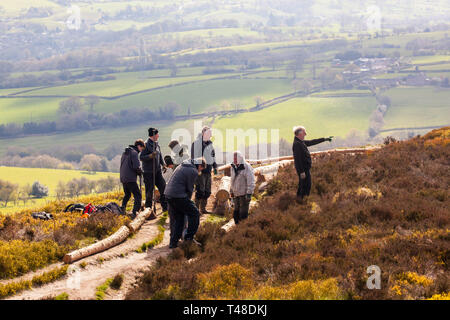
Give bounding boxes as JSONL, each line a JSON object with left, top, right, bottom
{"left": 120, "top": 124, "right": 332, "bottom": 249}
{"left": 120, "top": 126, "right": 257, "bottom": 249}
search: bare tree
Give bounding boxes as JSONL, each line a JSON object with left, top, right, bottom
{"left": 59, "top": 97, "right": 83, "bottom": 115}
{"left": 85, "top": 95, "right": 100, "bottom": 112}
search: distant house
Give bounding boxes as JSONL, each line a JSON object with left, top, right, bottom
{"left": 402, "top": 73, "right": 430, "bottom": 86}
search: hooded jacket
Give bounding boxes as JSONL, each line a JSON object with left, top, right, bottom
{"left": 140, "top": 138, "right": 165, "bottom": 173}
{"left": 164, "top": 159, "right": 199, "bottom": 199}
{"left": 120, "top": 145, "right": 142, "bottom": 184}
{"left": 292, "top": 137, "right": 326, "bottom": 174}
{"left": 230, "top": 151, "right": 255, "bottom": 197}
{"left": 191, "top": 134, "right": 217, "bottom": 173}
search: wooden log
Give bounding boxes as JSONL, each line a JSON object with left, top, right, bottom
{"left": 254, "top": 160, "right": 293, "bottom": 175}
{"left": 216, "top": 147, "right": 381, "bottom": 173}
{"left": 215, "top": 176, "right": 231, "bottom": 203}
{"left": 128, "top": 208, "right": 152, "bottom": 233}
{"left": 63, "top": 225, "right": 130, "bottom": 264}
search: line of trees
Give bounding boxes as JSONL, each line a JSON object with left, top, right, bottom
{"left": 0, "top": 101, "right": 179, "bottom": 138}
{"left": 0, "top": 180, "right": 48, "bottom": 207}
{"left": 55, "top": 176, "right": 121, "bottom": 200}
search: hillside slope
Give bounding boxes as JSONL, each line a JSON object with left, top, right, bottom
{"left": 127, "top": 127, "right": 449, "bottom": 300}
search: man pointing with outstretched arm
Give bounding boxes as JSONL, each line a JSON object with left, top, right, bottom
{"left": 292, "top": 125, "right": 333, "bottom": 204}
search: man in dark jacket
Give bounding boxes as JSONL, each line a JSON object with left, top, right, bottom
{"left": 165, "top": 158, "right": 206, "bottom": 249}
{"left": 191, "top": 126, "right": 218, "bottom": 214}
{"left": 140, "top": 127, "right": 168, "bottom": 212}
{"left": 120, "top": 139, "right": 145, "bottom": 219}
{"left": 292, "top": 126, "right": 333, "bottom": 204}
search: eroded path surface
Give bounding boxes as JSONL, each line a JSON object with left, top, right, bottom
{"left": 8, "top": 182, "right": 219, "bottom": 300}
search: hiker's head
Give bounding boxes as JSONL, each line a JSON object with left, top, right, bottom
{"left": 294, "top": 125, "right": 307, "bottom": 140}
{"left": 148, "top": 127, "right": 159, "bottom": 141}
{"left": 202, "top": 126, "right": 212, "bottom": 142}
{"left": 233, "top": 151, "right": 244, "bottom": 165}
{"left": 164, "top": 155, "right": 174, "bottom": 168}
{"left": 193, "top": 157, "right": 206, "bottom": 173}
{"left": 134, "top": 139, "right": 145, "bottom": 152}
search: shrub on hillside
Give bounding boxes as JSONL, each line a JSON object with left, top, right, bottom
{"left": 30, "top": 181, "right": 48, "bottom": 198}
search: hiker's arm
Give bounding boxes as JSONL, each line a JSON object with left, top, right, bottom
{"left": 211, "top": 146, "right": 217, "bottom": 169}
{"left": 132, "top": 152, "right": 142, "bottom": 174}
{"left": 190, "top": 142, "right": 195, "bottom": 159}
{"left": 140, "top": 145, "right": 150, "bottom": 162}
{"left": 304, "top": 138, "right": 326, "bottom": 147}
{"left": 246, "top": 165, "right": 256, "bottom": 195}
{"left": 186, "top": 171, "right": 196, "bottom": 199}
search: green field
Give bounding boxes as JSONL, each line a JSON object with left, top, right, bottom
{"left": 383, "top": 86, "right": 450, "bottom": 130}
{"left": 0, "top": 78, "right": 293, "bottom": 124}
{"left": 212, "top": 95, "right": 378, "bottom": 150}
{"left": 0, "top": 119, "right": 192, "bottom": 157}
{"left": 0, "top": 166, "right": 118, "bottom": 213}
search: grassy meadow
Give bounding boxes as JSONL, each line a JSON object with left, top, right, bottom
{"left": 0, "top": 167, "right": 119, "bottom": 214}
{"left": 212, "top": 95, "right": 378, "bottom": 150}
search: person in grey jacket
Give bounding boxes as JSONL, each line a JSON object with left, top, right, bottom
{"left": 165, "top": 158, "right": 206, "bottom": 249}
{"left": 230, "top": 151, "right": 255, "bottom": 224}
{"left": 140, "top": 127, "right": 168, "bottom": 212}
{"left": 120, "top": 139, "right": 145, "bottom": 219}
{"left": 191, "top": 126, "right": 218, "bottom": 214}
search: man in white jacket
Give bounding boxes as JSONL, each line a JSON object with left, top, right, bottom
{"left": 230, "top": 151, "right": 255, "bottom": 224}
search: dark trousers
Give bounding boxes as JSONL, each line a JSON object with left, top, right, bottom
{"left": 297, "top": 170, "right": 311, "bottom": 199}
{"left": 122, "top": 182, "right": 142, "bottom": 214}
{"left": 233, "top": 196, "right": 250, "bottom": 224}
{"left": 168, "top": 197, "right": 200, "bottom": 247}
{"left": 195, "top": 171, "right": 212, "bottom": 200}
{"left": 143, "top": 171, "right": 168, "bottom": 211}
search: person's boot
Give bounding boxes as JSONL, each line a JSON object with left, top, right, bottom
{"left": 200, "top": 198, "right": 212, "bottom": 214}
{"left": 296, "top": 196, "right": 304, "bottom": 205}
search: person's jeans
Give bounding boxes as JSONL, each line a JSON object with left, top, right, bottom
{"left": 195, "top": 171, "right": 212, "bottom": 200}
{"left": 233, "top": 195, "right": 250, "bottom": 224}
{"left": 122, "top": 182, "right": 142, "bottom": 214}
{"left": 168, "top": 197, "right": 200, "bottom": 247}
{"left": 297, "top": 170, "right": 311, "bottom": 199}
{"left": 143, "top": 170, "right": 168, "bottom": 211}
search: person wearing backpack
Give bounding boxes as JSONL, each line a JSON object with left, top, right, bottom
{"left": 120, "top": 139, "right": 145, "bottom": 219}
{"left": 230, "top": 151, "right": 255, "bottom": 224}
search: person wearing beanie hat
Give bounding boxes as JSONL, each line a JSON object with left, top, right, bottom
{"left": 140, "top": 127, "right": 168, "bottom": 213}
{"left": 292, "top": 125, "right": 333, "bottom": 204}
{"left": 190, "top": 126, "right": 218, "bottom": 214}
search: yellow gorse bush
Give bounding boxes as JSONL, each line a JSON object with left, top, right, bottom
{"left": 0, "top": 240, "right": 67, "bottom": 279}
{"left": 196, "top": 263, "right": 255, "bottom": 299}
